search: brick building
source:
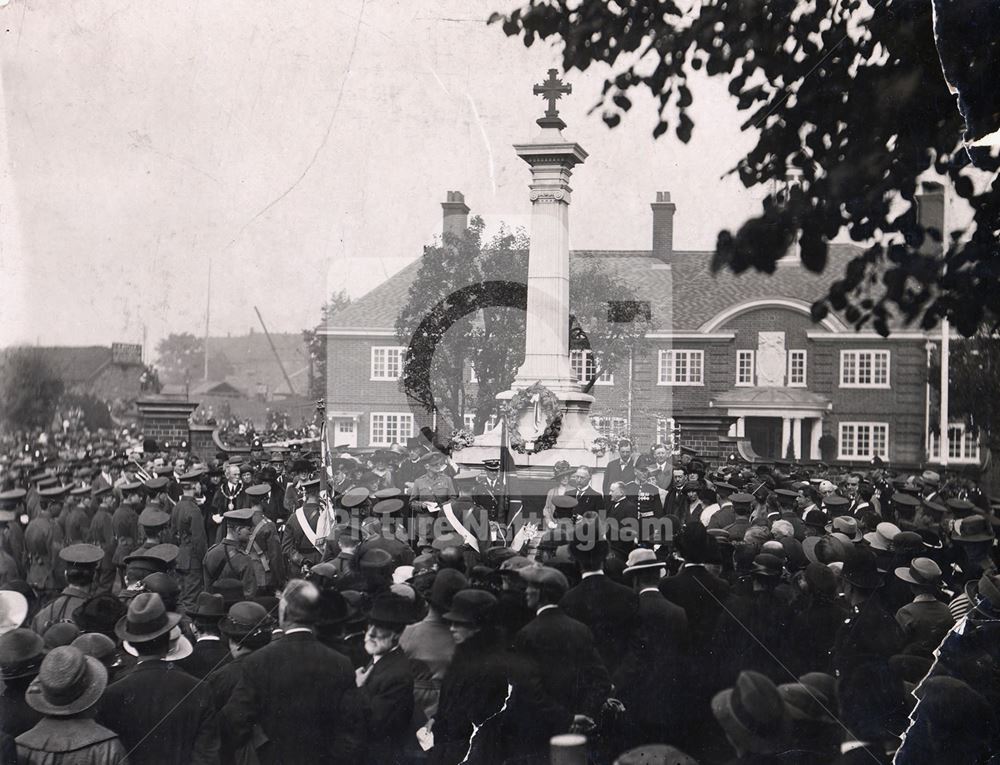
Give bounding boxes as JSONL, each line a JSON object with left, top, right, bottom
{"left": 318, "top": 188, "right": 972, "bottom": 469}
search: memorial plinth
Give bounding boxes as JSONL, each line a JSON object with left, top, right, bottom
{"left": 460, "top": 71, "right": 606, "bottom": 476}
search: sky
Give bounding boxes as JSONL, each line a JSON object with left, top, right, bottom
{"left": 0, "top": 0, "right": 768, "bottom": 353}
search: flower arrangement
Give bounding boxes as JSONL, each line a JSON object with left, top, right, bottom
{"left": 589, "top": 435, "right": 612, "bottom": 457}
{"left": 448, "top": 428, "right": 476, "bottom": 451}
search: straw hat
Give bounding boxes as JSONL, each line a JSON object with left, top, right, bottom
{"left": 0, "top": 590, "right": 28, "bottom": 636}
{"left": 25, "top": 646, "right": 107, "bottom": 717}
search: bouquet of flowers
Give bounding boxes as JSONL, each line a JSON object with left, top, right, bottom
{"left": 448, "top": 428, "right": 476, "bottom": 451}
{"left": 589, "top": 435, "right": 612, "bottom": 457}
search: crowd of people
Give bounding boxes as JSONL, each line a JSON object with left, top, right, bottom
{"left": 0, "top": 427, "right": 999, "bottom": 764}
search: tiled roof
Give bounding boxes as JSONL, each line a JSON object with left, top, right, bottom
{"left": 322, "top": 245, "right": 865, "bottom": 333}
{"left": 23, "top": 346, "right": 113, "bottom": 384}
{"left": 322, "top": 260, "right": 424, "bottom": 331}
{"left": 205, "top": 332, "right": 309, "bottom": 396}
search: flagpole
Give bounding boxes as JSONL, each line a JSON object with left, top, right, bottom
{"left": 500, "top": 417, "right": 511, "bottom": 527}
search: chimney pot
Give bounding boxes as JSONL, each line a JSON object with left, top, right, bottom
{"left": 651, "top": 190, "right": 676, "bottom": 264}
{"left": 441, "top": 190, "right": 470, "bottom": 241}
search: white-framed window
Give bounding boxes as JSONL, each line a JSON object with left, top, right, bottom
{"left": 838, "top": 422, "right": 889, "bottom": 460}
{"left": 929, "top": 423, "right": 981, "bottom": 463}
{"left": 370, "top": 346, "right": 405, "bottom": 381}
{"left": 591, "top": 416, "right": 629, "bottom": 439}
{"left": 369, "top": 412, "right": 414, "bottom": 446}
{"left": 787, "top": 350, "right": 807, "bottom": 387}
{"left": 839, "top": 350, "right": 890, "bottom": 388}
{"left": 658, "top": 350, "right": 704, "bottom": 386}
{"left": 463, "top": 413, "right": 476, "bottom": 432}
{"left": 570, "top": 349, "right": 614, "bottom": 385}
{"left": 736, "top": 350, "right": 755, "bottom": 386}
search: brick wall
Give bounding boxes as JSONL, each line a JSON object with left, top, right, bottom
{"left": 326, "top": 336, "right": 434, "bottom": 447}
{"left": 325, "top": 306, "right": 929, "bottom": 462}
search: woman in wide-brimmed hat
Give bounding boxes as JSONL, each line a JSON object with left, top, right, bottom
{"left": 16, "top": 645, "right": 127, "bottom": 765}
{"left": 540, "top": 460, "right": 576, "bottom": 529}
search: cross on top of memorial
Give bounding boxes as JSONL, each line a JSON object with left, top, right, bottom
{"left": 533, "top": 68, "right": 572, "bottom": 129}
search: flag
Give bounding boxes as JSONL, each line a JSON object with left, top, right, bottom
{"left": 315, "top": 408, "right": 334, "bottom": 542}
{"left": 500, "top": 417, "right": 515, "bottom": 527}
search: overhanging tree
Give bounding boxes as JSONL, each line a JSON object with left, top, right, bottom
{"left": 155, "top": 333, "right": 204, "bottom": 384}
{"left": 396, "top": 219, "right": 649, "bottom": 435}
{"left": 0, "top": 349, "right": 65, "bottom": 430}
{"left": 491, "top": 0, "right": 1000, "bottom": 337}
{"left": 929, "top": 331, "right": 1000, "bottom": 459}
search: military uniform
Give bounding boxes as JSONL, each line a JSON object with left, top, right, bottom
{"left": 472, "top": 472, "right": 507, "bottom": 525}
{"left": 409, "top": 467, "right": 456, "bottom": 548}
{"left": 86, "top": 499, "right": 116, "bottom": 592}
{"left": 23, "top": 511, "right": 63, "bottom": 598}
{"left": 31, "top": 543, "right": 104, "bottom": 634}
{"left": 281, "top": 494, "right": 325, "bottom": 575}
{"left": 170, "top": 490, "right": 209, "bottom": 610}
{"left": 110, "top": 500, "right": 139, "bottom": 577}
{"left": 203, "top": 538, "right": 256, "bottom": 600}
{"left": 626, "top": 479, "right": 664, "bottom": 521}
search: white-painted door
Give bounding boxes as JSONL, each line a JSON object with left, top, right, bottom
{"left": 332, "top": 418, "right": 357, "bottom": 448}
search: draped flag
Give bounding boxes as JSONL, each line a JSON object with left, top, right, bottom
{"left": 500, "top": 417, "right": 515, "bottom": 527}
{"left": 315, "top": 401, "right": 333, "bottom": 542}
{"left": 499, "top": 418, "right": 522, "bottom": 539}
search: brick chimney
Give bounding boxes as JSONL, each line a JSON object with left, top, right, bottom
{"left": 651, "top": 191, "right": 676, "bottom": 264}
{"left": 916, "top": 181, "right": 945, "bottom": 256}
{"left": 441, "top": 191, "right": 470, "bottom": 241}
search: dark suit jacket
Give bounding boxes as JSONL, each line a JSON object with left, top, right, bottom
{"left": 559, "top": 574, "right": 638, "bottom": 674}
{"left": 98, "top": 660, "right": 219, "bottom": 765}
{"left": 606, "top": 497, "right": 638, "bottom": 557}
{"left": 570, "top": 487, "right": 604, "bottom": 517}
{"left": 223, "top": 631, "right": 364, "bottom": 765}
{"left": 706, "top": 505, "right": 736, "bottom": 531}
{"left": 614, "top": 589, "right": 689, "bottom": 733}
{"left": 513, "top": 607, "right": 611, "bottom": 720}
{"left": 832, "top": 594, "right": 904, "bottom": 677}
{"left": 602, "top": 458, "right": 636, "bottom": 497}
{"left": 178, "top": 637, "right": 232, "bottom": 680}
{"left": 658, "top": 565, "right": 731, "bottom": 647}
{"left": 360, "top": 647, "right": 415, "bottom": 765}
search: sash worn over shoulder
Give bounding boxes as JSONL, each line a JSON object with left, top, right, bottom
{"left": 294, "top": 505, "right": 324, "bottom": 553}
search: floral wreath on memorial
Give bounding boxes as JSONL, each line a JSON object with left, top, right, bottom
{"left": 504, "top": 382, "right": 563, "bottom": 454}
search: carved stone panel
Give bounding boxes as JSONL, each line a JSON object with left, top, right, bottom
{"left": 756, "top": 331, "right": 786, "bottom": 387}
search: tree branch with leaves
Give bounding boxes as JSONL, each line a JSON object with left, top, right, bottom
{"left": 492, "top": 0, "right": 1000, "bottom": 337}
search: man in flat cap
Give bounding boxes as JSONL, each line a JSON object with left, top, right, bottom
{"left": 203, "top": 508, "right": 257, "bottom": 600}
{"left": 171, "top": 469, "right": 210, "bottom": 610}
{"left": 31, "top": 543, "right": 104, "bottom": 635}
